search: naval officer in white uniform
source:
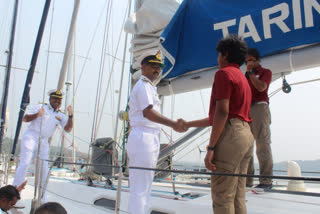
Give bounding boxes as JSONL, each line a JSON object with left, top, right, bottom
{"left": 127, "top": 52, "right": 187, "bottom": 214}
{"left": 13, "top": 89, "right": 73, "bottom": 203}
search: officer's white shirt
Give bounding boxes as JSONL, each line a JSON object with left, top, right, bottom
{"left": 129, "top": 75, "right": 161, "bottom": 130}
{"left": 25, "top": 103, "right": 68, "bottom": 138}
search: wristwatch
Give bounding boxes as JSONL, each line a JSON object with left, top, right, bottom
{"left": 206, "top": 145, "right": 216, "bottom": 151}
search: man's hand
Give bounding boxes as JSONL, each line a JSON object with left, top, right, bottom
{"left": 37, "top": 107, "right": 45, "bottom": 118}
{"left": 246, "top": 60, "right": 255, "bottom": 72}
{"left": 67, "top": 105, "right": 73, "bottom": 116}
{"left": 204, "top": 150, "right": 216, "bottom": 171}
{"left": 16, "top": 180, "right": 27, "bottom": 192}
{"left": 64, "top": 106, "right": 73, "bottom": 133}
{"left": 173, "top": 118, "right": 188, "bottom": 132}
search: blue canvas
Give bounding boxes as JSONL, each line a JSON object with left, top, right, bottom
{"left": 160, "top": 0, "right": 320, "bottom": 79}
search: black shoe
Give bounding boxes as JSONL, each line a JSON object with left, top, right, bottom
{"left": 255, "top": 184, "right": 272, "bottom": 189}
{"left": 246, "top": 184, "right": 253, "bottom": 188}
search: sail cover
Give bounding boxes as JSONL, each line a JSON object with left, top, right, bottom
{"left": 160, "top": 0, "right": 320, "bottom": 79}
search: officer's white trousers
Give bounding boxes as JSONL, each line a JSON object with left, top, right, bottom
{"left": 13, "top": 130, "right": 49, "bottom": 203}
{"left": 127, "top": 127, "right": 160, "bottom": 214}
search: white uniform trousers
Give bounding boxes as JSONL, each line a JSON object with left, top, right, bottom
{"left": 13, "top": 130, "right": 50, "bottom": 203}
{"left": 127, "top": 127, "right": 160, "bottom": 214}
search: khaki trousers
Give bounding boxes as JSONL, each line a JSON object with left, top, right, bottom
{"left": 211, "top": 118, "right": 253, "bottom": 214}
{"left": 246, "top": 103, "right": 273, "bottom": 186}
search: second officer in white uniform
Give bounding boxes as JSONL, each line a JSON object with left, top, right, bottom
{"left": 13, "top": 89, "right": 73, "bottom": 203}
{"left": 127, "top": 52, "right": 187, "bottom": 214}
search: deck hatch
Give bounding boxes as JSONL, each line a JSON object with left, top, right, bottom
{"left": 151, "top": 211, "right": 171, "bottom": 214}
{"left": 94, "top": 198, "right": 116, "bottom": 210}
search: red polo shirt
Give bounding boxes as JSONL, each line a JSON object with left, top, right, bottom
{"left": 208, "top": 64, "right": 252, "bottom": 125}
{"left": 248, "top": 65, "right": 272, "bottom": 103}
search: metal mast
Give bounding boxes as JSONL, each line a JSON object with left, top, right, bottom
{"left": 0, "top": 0, "right": 19, "bottom": 154}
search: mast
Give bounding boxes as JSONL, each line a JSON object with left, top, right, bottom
{"left": 11, "top": 0, "right": 52, "bottom": 157}
{"left": 57, "top": 0, "right": 80, "bottom": 90}
{"left": 0, "top": 0, "right": 19, "bottom": 154}
{"left": 57, "top": 54, "right": 73, "bottom": 168}
{"left": 56, "top": 0, "right": 80, "bottom": 168}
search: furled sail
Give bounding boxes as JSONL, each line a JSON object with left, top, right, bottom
{"left": 124, "top": 0, "right": 179, "bottom": 79}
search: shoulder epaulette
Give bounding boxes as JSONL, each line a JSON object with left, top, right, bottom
{"left": 142, "top": 78, "right": 154, "bottom": 86}
{"left": 58, "top": 109, "right": 65, "bottom": 113}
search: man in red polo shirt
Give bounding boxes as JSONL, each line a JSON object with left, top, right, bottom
{"left": 185, "top": 35, "right": 253, "bottom": 214}
{"left": 245, "top": 48, "right": 273, "bottom": 189}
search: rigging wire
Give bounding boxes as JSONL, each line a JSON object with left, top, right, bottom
{"left": 90, "top": 0, "right": 113, "bottom": 143}
{"left": 42, "top": 0, "right": 55, "bottom": 102}
{"left": 94, "top": 2, "right": 130, "bottom": 137}
{"left": 36, "top": 1, "right": 57, "bottom": 199}
{"left": 46, "top": 126, "right": 320, "bottom": 184}
{"left": 199, "top": 90, "right": 207, "bottom": 115}
{"left": 154, "top": 129, "right": 210, "bottom": 178}
{"left": 170, "top": 94, "right": 175, "bottom": 144}
{"left": 73, "top": 0, "right": 109, "bottom": 95}
{"left": 154, "top": 130, "right": 210, "bottom": 178}
{"left": 0, "top": 1, "right": 12, "bottom": 53}
{"left": 72, "top": 30, "right": 77, "bottom": 169}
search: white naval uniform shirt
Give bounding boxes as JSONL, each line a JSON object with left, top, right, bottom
{"left": 26, "top": 103, "right": 68, "bottom": 138}
{"left": 129, "top": 75, "right": 161, "bottom": 130}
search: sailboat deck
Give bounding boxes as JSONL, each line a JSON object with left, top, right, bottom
{"left": 12, "top": 175, "right": 320, "bottom": 214}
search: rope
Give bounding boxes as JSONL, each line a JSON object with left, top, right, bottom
{"left": 154, "top": 131, "right": 209, "bottom": 177}
{"left": 269, "top": 78, "right": 320, "bottom": 98}
{"left": 154, "top": 136, "right": 210, "bottom": 178}
{"left": 62, "top": 138, "right": 73, "bottom": 163}
{"left": 269, "top": 87, "right": 282, "bottom": 98}
{"left": 56, "top": 126, "right": 88, "bottom": 160}
{"left": 43, "top": 159, "right": 320, "bottom": 182}
{"left": 161, "top": 128, "right": 174, "bottom": 144}
{"left": 168, "top": 128, "right": 210, "bottom": 163}
{"left": 290, "top": 78, "right": 320, "bottom": 86}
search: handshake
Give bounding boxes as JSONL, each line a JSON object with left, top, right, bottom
{"left": 172, "top": 118, "right": 189, "bottom": 133}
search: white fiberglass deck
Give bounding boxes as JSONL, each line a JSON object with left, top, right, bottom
{"left": 11, "top": 175, "right": 320, "bottom": 214}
